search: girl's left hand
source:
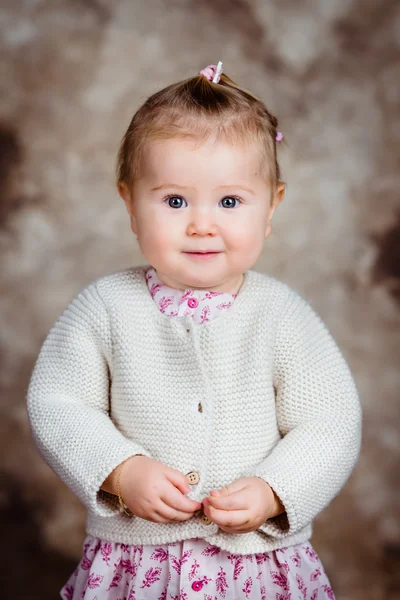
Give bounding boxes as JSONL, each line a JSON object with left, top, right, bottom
{"left": 202, "top": 476, "right": 285, "bottom": 534}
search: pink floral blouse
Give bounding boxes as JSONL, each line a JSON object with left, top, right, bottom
{"left": 145, "top": 267, "right": 237, "bottom": 323}
{"left": 60, "top": 267, "right": 336, "bottom": 600}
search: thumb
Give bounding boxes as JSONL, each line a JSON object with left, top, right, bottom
{"left": 167, "top": 469, "right": 191, "bottom": 495}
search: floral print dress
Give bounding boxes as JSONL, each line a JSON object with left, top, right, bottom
{"left": 60, "top": 267, "right": 336, "bottom": 600}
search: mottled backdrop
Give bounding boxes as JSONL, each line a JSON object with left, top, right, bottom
{"left": 0, "top": 1, "right": 399, "bottom": 598}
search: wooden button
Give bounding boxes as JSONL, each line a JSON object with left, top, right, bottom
{"left": 198, "top": 402, "right": 203, "bottom": 413}
{"left": 200, "top": 512, "right": 212, "bottom": 525}
{"left": 186, "top": 471, "right": 200, "bottom": 485}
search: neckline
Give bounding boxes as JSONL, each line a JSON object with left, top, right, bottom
{"left": 146, "top": 266, "right": 238, "bottom": 300}
{"left": 133, "top": 265, "right": 254, "bottom": 333}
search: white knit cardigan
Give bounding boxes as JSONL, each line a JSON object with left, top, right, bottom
{"left": 27, "top": 266, "right": 362, "bottom": 555}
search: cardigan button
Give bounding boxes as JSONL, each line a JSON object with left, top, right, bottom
{"left": 186, "top": 471, "right": 200, "bottom": 485}
{"left": 199, "top": 512, "right": 212, "bottom": 525}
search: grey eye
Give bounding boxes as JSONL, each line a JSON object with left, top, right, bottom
{"left": 220, "top": 196, "right": 240, "bottom": 208}
{"left": 166, "top": 196, "right": 187, "bottom": 209}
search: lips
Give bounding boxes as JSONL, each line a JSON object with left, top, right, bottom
{"left": 183, "top": 251, "right": 221, "bottom": 260}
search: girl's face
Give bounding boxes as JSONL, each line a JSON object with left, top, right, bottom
{"left": 119, "top": 137, "right": 284, "bottom": 293}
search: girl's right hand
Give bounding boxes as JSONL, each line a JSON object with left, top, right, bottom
{"left": 116, "top": 455, "right": 202, "bottom": 523}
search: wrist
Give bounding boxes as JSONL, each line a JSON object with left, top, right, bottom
{"left": 269, "top": 488, "right": 285, "bottom": 518}
{"left": 100, "top": 454, "right": 144, "bottom": 496}
{"left": 254, "top": 476, "right": 285, "bottom": 518}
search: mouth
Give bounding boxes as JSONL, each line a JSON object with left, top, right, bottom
{"left": 183, "top": 251, "right": 222, "bottom": 260}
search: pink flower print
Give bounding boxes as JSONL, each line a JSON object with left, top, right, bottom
{"left": 159, "top": 295, "right": 174, "bottom": 313}
{"left": 310, "top": 590, "right": 318, "bottom": 600}
{"left": 271, "top": 570, "right": 289, "bottom": 592}
{"left": 188, "top": 558, "right": 200, "bottom": 580}
{"left": 289, "top": 550, "right": 301, "bottom": 568}
{"left": 113, "top": 557, "right": 121, "bottom": 572}
{"left": 215, "top": 566, "right": 229, "bottom": 598}
{"left": 80, "top": 540, "right": 97, "bottom": 571}
{"left": 150, "top": 282, "right": 164, "bottom": 298}
{"left": 204, "top": 596, "right": 218, "bottom": 600}
{"left": 100, "top": 541, "right": 112, "bottom": 566}
{"left": 296, "top": 573, "right": 308, "bottom": 599}
{"left": 133, "top": 544, "right": 144, "bottom": 566}
{"left": 260, "top": 584, "right": 267, "bottom": 600}
{"left": 80, "top": 555, "right": 93, "bottom": 571}
{"left": 201, "top": 291, "right": 224, "bottom": 299}
{"left": 310, "top": 567, "right": 322, "bottom": 581}
{"left": 150, "top": 547, "right": 169, "bottom": 563}
{"left": 107, "top": 571, "right": 122, "bottom": 591}
{"left": 179, "top": 289, "right": 193, "bottom": 305}
{"left": 244, "top": 554, "right": 254, "bottom": 562}
{"left": 170, "top": 549, "right": 193, "bottom": 574}
{"left": 87, "top": 573, "right": 104, "bottom": 590}
{"left": 322, "top": 584, "right": 336, "bottom": 600}
{"left": 200, "top": 305, "right": 211, "bottom": 323}
{"left": 276, "top": 594, "right": 292, "bottom": 600}
{"left": 255, "top": 552, "right": 272, "bottom": 564}
{"left": 120, "top": 558, "right": 137, "bottom": 576}
{"left": 157, "top": 585, "right": 168, "bottom": 600}
{"left": 242, "top": 576, "right": 253, "bottom": 598}
{"left": 216, "top": 301, "right": 232, "bottom": 310}
{"left": 62, "top": 584, "right": 74, "bottom": 600}
{"left": 140, "top": 566, "right": 162, "bottom": 588}
{"left": 276, "top": 558, "right": 290, "bottom": 573}
{"left": 187, "top": 297, "right": 199, "bottom": 309}
{"left": 304, "top": 545, "right": 319, "bottom": 562}
{"left": 232, "top": 557, "right": 244, "bottom": 580}
{"left": 120, "top": 543, "right": 130, "bottom": 553}
{"left": 202, "top": 544, "right": 221, "bottom": 557}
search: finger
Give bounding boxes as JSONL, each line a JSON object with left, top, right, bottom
{"left": 207, "top": 487, "right": 249, "bottom": 511}
{"left": 166, "top": 469, "right": 191, "bottom": 495}
{"left": 156, "top": 501, "right": 196, "bottom": 522}
{"left": 160, "top": 485, "right": 202, "bottom": 513}
{"left": 219, "top": 522, "right": 254, "bottom": 533}
{"left": 203, "top": 500, "right": 249, "bottom": 529}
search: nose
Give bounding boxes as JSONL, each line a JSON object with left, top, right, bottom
{"left": 186, "top": 207, "right": 218, "bottom": 237}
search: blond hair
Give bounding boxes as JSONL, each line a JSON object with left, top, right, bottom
{"left": 117, "top": 71, "right": 282, "bottom": 189}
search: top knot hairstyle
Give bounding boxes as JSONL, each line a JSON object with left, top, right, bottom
{"left": 117, "top": 65, "right": 283, "bottom": 191}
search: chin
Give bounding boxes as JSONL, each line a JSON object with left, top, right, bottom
{"left": 181, "top": 272, "right": 218, "bottom": 288}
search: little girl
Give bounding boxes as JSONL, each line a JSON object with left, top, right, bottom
{"left": 27, "top": 62, "right": 362, "bottom": 600}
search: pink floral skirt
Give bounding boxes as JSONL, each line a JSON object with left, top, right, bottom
{"left": 60, "top": 535, "right": 336, "bottom": 600}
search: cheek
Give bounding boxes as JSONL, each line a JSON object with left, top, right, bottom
{"left": 224, "top": 212, "right": 267, "bottom": 249}
{"left": 136, "top": 211, "right": 180, "bottom": 256}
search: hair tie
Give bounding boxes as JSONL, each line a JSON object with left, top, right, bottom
{"left": 199, "top": 61, "right": 223, "bottom": 83}
{"left": 276, "top": 131, "right": 283, "bottom": 142}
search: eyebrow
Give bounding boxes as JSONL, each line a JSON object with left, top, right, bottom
{"left": 151, "top": 184, "right": 255, "bottom": 195}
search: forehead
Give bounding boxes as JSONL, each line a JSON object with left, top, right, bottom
{"left": 138, "top": 137, "right": 267, "bottom": 186}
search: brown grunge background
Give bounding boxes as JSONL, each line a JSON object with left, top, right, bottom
{"left": 0, "top": 1, "right": 399, "bottom": 598}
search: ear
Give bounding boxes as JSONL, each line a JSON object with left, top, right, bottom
{"left": 265, "top": 182, "right": 285, "bottom": 239}
{"left": 118, "top": 181, "right": 138, "bottom": 234}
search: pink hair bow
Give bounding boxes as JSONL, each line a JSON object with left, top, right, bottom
{"left": 276, "top": 131, "right": 283, "bottom": 142}
{"left": 199, "top": 61, "right": 223, "bottom": 83}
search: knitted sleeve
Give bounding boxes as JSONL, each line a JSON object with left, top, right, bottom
{"left": 251, "top": 286, "right": 362, "bottom": 540}
{"left": 26, "top": 281, "right": 152, "bottom": 517}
